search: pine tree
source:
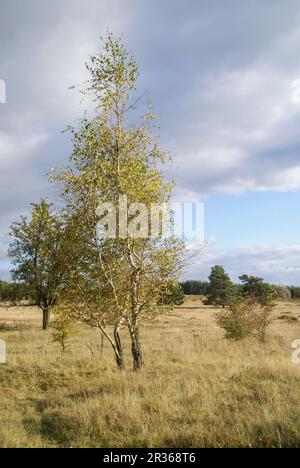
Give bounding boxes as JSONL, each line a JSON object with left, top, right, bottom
{"left": 205, "top": 265, "right": 233, "bottom": 307}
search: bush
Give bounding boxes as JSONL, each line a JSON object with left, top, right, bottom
{"left": 250, "top": 302, "right": 272, "bottom": 343}
{"left": 52, "top": 314, "right": 77, "bottom": 352}
{"left": 217, "top": 297, "right": 271, "bottom": 343}
{"left": 217, "top": 298, "right": 254, "bottom": 341}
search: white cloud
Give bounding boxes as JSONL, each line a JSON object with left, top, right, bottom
{"left": 187, "top": 244, "right": 300, "bottom": 285}
{"left": 291, "top": 78, "right": 300, "bottom": 103}
{"left": 171, "top": 64, "right": 300, "bottom": 198}
{"left": 0, "top": 131, "right": 47, "bottom": 168}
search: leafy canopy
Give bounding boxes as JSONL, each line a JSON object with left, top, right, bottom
{"left": 205, "top": 265, "right": 234, "bottom": 307}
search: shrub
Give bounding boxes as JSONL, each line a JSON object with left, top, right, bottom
{"left": 217, "top": 297, "right": 254, "bottom": 341}
{"left": 217, "top": 297, "right": 272, "bottom": 343}
{"left": 52, "top": 314, "right": 77, "bottom": 352}
{"left": 250, "top": 302, "right": 272, "bottom": 343}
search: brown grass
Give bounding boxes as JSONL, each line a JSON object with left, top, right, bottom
{"left": 1, "top": 297, "right": 300, "bottom": 447}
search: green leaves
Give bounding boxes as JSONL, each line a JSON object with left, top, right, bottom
{"left": 205, "top": 265, "right": 234, "bottom": 307}
{"left": 53, "top": 33, "right": 184, "bottom": 368}
{"left": 239, "top": 275, "right": 276, "bottom": 307}
{"left": 10, "top": 33, "right": 185, "bottom": 367}
{"left": 8, "top": 200, "right": 70, "bottom": 318}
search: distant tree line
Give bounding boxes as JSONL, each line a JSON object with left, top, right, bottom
{"left": 0, "top": 280, "right": 31, "bottom": 303}
{"left": 181, "top": 276, "right": 299, "bottom": 300}
{"left": 180, "top": 280, "right": 209, "bottom": 295}
{"left": 2, "top": 276, "right": 299, "bottom": 305}
{"left": 2, "top": 274, "right": 299, "bottom": 305}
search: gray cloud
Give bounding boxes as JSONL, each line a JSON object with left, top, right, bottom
{"left": 3, "top": 0, "right": 300, "bottom": 205}
{"left": 1, "top": 0, "right": 300, "bottom": 281}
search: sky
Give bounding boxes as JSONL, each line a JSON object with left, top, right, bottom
{"left": 1, "top": 0, "right": 300, "bottom": 284}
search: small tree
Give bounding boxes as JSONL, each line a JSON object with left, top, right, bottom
{"left": 217, "top": 296, "right": 254, "bottom": 341}
{"left": 205, "top": 265, "right": 234, "bottom": 307}
{"left": 52, "top": 311, "right": 77, "bottom": 352}
{"left": 8, "top": 200, "right": 70, "bottom": 330}
{"left": 239, "top": 275, "right": 276, "bottom": 306}
{"left": 217, "top": 296, "right": 272, "bottom": 343}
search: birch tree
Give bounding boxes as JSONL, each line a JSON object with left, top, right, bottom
{"left": 54, "top": 34, "right": 185, "bottom": 370}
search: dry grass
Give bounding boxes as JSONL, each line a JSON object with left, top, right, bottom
{"left": 1, "top": 297, "right": 300, "bottom": 447}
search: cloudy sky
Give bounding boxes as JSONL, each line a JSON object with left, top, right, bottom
{"left": 1, "top": 0, "right": 300, "bottom": 284}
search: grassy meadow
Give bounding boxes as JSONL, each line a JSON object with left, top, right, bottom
{"left": 1, "top": 296, "right": 300, "bottom": 448}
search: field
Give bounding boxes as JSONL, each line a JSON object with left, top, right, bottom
{"left": 1, "top": 296, "right": 300, "bottom": 448}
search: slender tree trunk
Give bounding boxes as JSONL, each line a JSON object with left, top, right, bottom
{"left": 98, "top": 320, "right": 125, "bottom": 370}
{"left": 114, "top": 349, "right": 125, "bottom": 370}
{"left": 42, "top": 308, "right": 50, "bottom": 330}
{"left": 128, "top": 265, "right": 143, "bottom": 370}
{"left": 113, "top": 322, "right": 125, "bottom": 370}
{"left": 129, "top": 324, "right": 143, "bottom": 371}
